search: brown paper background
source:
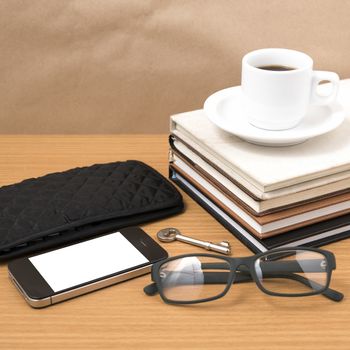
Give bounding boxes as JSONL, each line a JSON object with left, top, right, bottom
{"left": 1, "top": 0, "right": 349, "bottom": 133}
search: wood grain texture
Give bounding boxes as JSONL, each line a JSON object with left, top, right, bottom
{"left": 0, "top": 135, "right": 349, "bottom": 350}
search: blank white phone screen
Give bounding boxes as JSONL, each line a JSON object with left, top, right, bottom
{"left": 29, "top": 232, "right": 149, "bottom": 292}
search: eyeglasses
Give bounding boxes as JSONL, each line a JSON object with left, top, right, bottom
{"left": 144, "top": 247, "right": 343, "bottom": 304}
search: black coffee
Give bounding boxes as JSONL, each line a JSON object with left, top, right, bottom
{"left": 257, "top": 65, "right": 296, "bottom": 71}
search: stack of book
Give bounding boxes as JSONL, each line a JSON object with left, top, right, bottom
{"left": 168, "top": 85, "right": 350, "bottom": 252}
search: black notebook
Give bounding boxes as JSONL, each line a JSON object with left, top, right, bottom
{"left": 170, "top": 167, "right": 350, "bottom": 253}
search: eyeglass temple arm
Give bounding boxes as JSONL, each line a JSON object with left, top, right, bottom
{"left": 143, "top": 272, "right": 342, "bottom": 301}
{"left": 144, "top": 282, "right": 160, "bottom": 296}
{"left": 202, "top": 259, "right": 328, "bottom": 274}
{"left": 143, "top": 275, "right": 342, "bottom": 301}
{"left": 201, "top": 262, "right": 343, "bottom": 302}
{"left": 203, "top": 271, "right": 343, "bottom": 302}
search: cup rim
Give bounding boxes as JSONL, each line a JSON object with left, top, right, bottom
{"left": 242, "top": 48, "right": 313, "bottom": 73}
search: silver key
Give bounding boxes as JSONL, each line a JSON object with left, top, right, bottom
{"left": 157, "top": 228, "right": 231, "bottom": 255}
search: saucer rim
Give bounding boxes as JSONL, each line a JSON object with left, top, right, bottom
{"left": 203, "top": 86, "right": 345, "bottom": 145}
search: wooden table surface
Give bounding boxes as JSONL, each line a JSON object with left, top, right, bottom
{"left": 0, "top": 135, "right": 349, "bottom": 350}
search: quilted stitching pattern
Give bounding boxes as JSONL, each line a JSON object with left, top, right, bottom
{"left": 0, "top": 161, "right": 182, "bottom": 252}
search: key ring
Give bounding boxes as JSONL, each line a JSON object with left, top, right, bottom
{"left": 157, "top": 228, "right": 180, "bottom": 242}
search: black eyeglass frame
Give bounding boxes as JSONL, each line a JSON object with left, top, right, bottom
{"left": 145, "top": 247, "right": 342, "bottom": 305}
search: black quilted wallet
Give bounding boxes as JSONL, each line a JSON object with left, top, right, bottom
{"left": 0, "top": 160, "right": 184, "bottom": 261}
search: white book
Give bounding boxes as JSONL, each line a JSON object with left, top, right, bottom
{"left": 171, "top": 141, "right": 350, "bottom": 213}
{"left": 170, "top": 79, "right": 350, "bottom": 195}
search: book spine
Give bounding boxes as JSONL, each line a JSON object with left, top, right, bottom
{"left": 169, "top": 167, "right": 264, "bottom": 253}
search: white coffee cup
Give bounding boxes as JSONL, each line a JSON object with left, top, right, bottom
{"left": 241, "top": 48, "right": 339, "bottom": 130}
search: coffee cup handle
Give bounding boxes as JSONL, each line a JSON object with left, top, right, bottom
{"left": 310, "top": 71, "right": 339, "bottom": 105}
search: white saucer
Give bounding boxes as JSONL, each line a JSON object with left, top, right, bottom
{"left": 203, "top": 86, "right": 345, "bottom": 146}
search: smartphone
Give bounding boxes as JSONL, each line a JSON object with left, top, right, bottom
{"left": 8, "top": 227, "right": 167, "bottom": 308}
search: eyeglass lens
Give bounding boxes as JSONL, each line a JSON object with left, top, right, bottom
{"left": 159, "top": 256, "right": 231, "bottom": 302}
{"left": 255, "top": 250, "right": 329, "bottom": 295}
